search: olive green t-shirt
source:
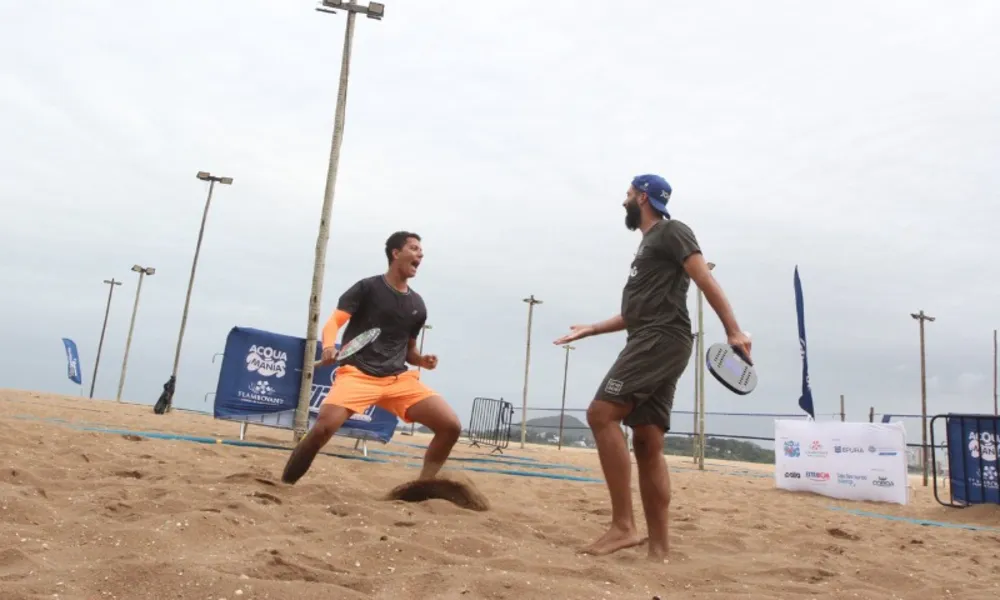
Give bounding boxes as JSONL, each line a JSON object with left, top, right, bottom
{"left": 620, "top": 218, "right": 702, "bottom": 340}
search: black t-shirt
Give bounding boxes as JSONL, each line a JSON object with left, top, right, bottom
{"left": 620, "top": 218, "right": 702, "bottom": 340}
{"left": 336, "top": 274, "right": 427, "bottom": 377}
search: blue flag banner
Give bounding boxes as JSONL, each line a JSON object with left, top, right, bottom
{"left": 61, "top": 338, "right": 83, "bottom": 385}
{"left": 794, "top": 266, "right": 815, "bottom": 419}
{"left": 946, "top": 414, "right": 999, "bottom": 505}
{"left": 213, "top": 326, "right": 398, "bottom": 443}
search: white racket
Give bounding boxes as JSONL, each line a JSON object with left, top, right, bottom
{"left": 705, "top": 339, "right": 757, "bottom": 395}
{"left": 314, "top": 327, "right": 380, "bottom": 366}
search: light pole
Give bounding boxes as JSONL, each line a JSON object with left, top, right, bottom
{"left": 692, "top": 330, "right": 698, "bottom": 463}
{"left": 166, "top": 171, "right": 232, "bottom": 413}
{"left": 293, "top": 0, "right": 385, "bottom": 442}
{"left": 115, "top": 265, "right": 155, "bottom": 402}
{"left": 557, "top": 344, "right": 575, "bottom": 450}
{"left": 408, "top": 323, "right": 432, "bottom": 435}
{"left": 89, "top": 278, "right": 122, "bottom": 398}
{"left": 911, "top": 309, "right": 935, "bottom": 487}
{"left": 696, "top": 261, "right": 715, "bottom": 470}
{"left": 993, "top": 328, "right": 997, "bottom": 416}
{"left": 520, "top": 294, "right": 543, "bottom": 448}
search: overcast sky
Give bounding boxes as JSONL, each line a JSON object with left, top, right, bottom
{"left": 1, "top": 0, "right": 998, "bottom": 439}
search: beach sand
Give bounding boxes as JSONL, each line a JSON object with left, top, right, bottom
{"left": 1, "top": 389, "right": 998, "bottom": 599}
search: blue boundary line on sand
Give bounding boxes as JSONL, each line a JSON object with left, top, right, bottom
{"left": 391, "top": 439, "right": 541, "bottom": 462}
{"left": 826, "top": 506, "right": 1000, "bottom": 532}
{"left": 368, "top": 447, "right": 587, "bottom": 472}
{"left": 402, "top": 462, "right": 603, "bottom": 483}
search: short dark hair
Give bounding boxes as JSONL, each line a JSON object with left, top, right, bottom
{"left": 385, "top": 231, "right": 421, "bottom": 265}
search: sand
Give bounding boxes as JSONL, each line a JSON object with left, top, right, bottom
{"left": 1, "top": 389, "right": 998, "bottom": 600}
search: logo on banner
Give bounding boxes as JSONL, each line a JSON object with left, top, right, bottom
{"left": 984, "top": 465, "right": 998, "bottom": 489}
{"left": 837, "top": 473, "right": 868, "bottom": 486}
{"left": 868, "top": 445, "right": 899, "bottom": 456}
{"left": 834, "top": 445, "right": 864, "bottom": 454}
{"left": 806, "top": 440, "right": 827, "bottom": 458}
{"left": 236, "top": 379, "right": 283, "bottom": 406}
{"left": 245, "top": 345, "right": 288, "bottom": 378}
{"left": 968, "top": 431, "right": 998, "bottom": 462}
{"left": 783, "top": 441, "right": 801, "bottom": 458}
{"left": 872, "top": 476, "right": 895, "bottom": 488}
{"left": 784, "top": 471, "right": 801, "bottom": 479}
{"left": 805, "top": 471, "right": 830, "bottom": 482}
{"left": 347, "top": 405, "right": 376, "bottom": 423}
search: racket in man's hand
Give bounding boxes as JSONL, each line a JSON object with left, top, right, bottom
{"left": 705, "top": 338, "right": 757, "bottom": 395}
{"left": 316, "top": 327, "right": 381, "bottom": 366}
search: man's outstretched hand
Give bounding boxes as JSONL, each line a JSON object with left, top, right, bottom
{"left": 554, "top": 324, "right": 595, "bottom": 345}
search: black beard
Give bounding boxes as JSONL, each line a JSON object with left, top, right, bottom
{"left": 624, "top": 203, "right": 642, "bottom": 231}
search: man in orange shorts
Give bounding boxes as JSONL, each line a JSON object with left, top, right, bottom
{"left": 281, "top": 231, "right": 463, "bottom": 485}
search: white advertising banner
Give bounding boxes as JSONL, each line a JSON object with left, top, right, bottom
{"left": 774, "top": 419, "right": 909, "bottom": 505}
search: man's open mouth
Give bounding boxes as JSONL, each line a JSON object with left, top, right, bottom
{"left": 411, "top": 260, "right": 421, "bottom": 269}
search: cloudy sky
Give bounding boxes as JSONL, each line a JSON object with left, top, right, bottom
{"left": 2, "top": 0, "right": 998, "bottom": 441}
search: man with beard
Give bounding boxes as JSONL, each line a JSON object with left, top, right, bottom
{"left": 554, "top": 174, "right": 752, "bottom": 560}
{"left": 281, "top": 231, "right": 462, "bottom": 485}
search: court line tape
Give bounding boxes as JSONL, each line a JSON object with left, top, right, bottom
{"left": 402, "top": 462, "right": 603, "bottom": 483}
{"left": 10, "top": 413, "right": 586, "bottom": 473}
{"left": 391, "top": 439, "right": 542, "bottom": 463}
{"left": 826, "top": 506, "right": 1000, "bottom": 532}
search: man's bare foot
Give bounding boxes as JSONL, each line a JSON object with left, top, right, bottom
{"left": 579, "top": 525, "right": 646, "bottom": 556}
{"left": 647, "top": 546, "right": 668, "bottom": 561}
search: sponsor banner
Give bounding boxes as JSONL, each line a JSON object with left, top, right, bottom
{"left": 213, "top": 326, "right": 398, "bottom": 443}
{"left": 775, "top": 419, "right": 908, "bottom": 505}
{"left": 946, "top": 415, "right": 999, "bottom": 505}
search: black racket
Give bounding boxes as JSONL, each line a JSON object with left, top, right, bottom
{"left": 705, "top": 340, "right": 757, "bottom": 395}
{"left": 314, "top": 327, "right": 380, "bottom": 366}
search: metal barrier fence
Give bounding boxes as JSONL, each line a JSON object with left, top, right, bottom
{"left": 467, "top": 397, "right": 515, "bottom": 454}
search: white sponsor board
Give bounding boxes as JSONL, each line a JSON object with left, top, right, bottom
{"left": 774, "top": 419, "right": 909, "bottom": 505}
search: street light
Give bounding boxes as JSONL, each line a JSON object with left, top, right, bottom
{"left": 696, "top": 261, "right": 715, "bottom": 470}
{"left": 164, "top": 171, "right": 232, "bottom": 413}
{"left": 557, "top": 344, "right": 575, "bottom": 450}
{"left": 910, "top": 309, "right": 935, "bottom": 486}
{"left": 293, "top": 0, "right": 386, "bottom": 442}
{"left": 520, "top": 294, "right": 543, "bottom": 448}
{"left": 116, "top": 265, "right": 155, "bottom": 402}
{"left": 89, "top": 278, "right": 122, "bottom": 398}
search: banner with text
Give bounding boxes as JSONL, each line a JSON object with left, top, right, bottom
{"left": 774, "top": 419, "right": 908, "bottom": 505}
{"left": 61, "top": 337, "right": 83, "bottom": 386}
{"left": 946, "top": 414, "right": 999, "bottom": 505}
{"left": 213, "top": 326, "right": 398, "bottom": 443}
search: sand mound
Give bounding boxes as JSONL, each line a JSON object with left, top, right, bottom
{"left": 384, "top": 474, "right": 490, "bottom": 511}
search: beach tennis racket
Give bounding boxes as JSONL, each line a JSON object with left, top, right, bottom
{"left": 705, "top": 341, "right": 757, "bottom": 395}
{"left": 314, "top": 327, "right": 380, "bottom": 366}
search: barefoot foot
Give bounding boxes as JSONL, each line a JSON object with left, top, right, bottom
{"left": 580, "top": 526, "right": 646, "bottom": 556}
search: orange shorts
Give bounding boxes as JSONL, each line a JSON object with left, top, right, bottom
{"left": 321, "top": 365, "right": 436, "bottom": 423}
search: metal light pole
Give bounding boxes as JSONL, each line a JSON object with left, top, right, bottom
{"left": 557, "top": 344, "right": 575, "bottom": 450}
{"left": 692, "top": 330, "right": 698, "bottom": 463}
{"left": 993, "top": 328, "right": 997, "bottom": 416}
{"left": 408, "top": 323, "right": 432, "bottom": 435}
{"left": 293, "top": 0, "right": 385, "bottom": 442}
{"left": 89, "top": 278, "right": 122, "bottom": 398}
{"left": 911, "top": 310, "right": 935, "bottom": 487}
{"left": 520, "top": 294, "right": 543, "bottom": 448}
{"left": 116, "top": 265, "right": 155, "bottom": 402}
{"left": 167, "top": 171, "right": 232, "bottom": 412}
{"left": 696, "top": 261, "right": 715, "bottom": 470}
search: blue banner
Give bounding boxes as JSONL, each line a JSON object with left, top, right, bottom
{"left": 61, "top": 338, "right": 83, "bottom": 385}
{"left": 793, "top": 266, "right": 815, "bottom": 419}
{"left": 213, "top": 326, "right": 398, "bottom": 443}
{"left": 947, "top": 414, "right": 999, "bottom": 505}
